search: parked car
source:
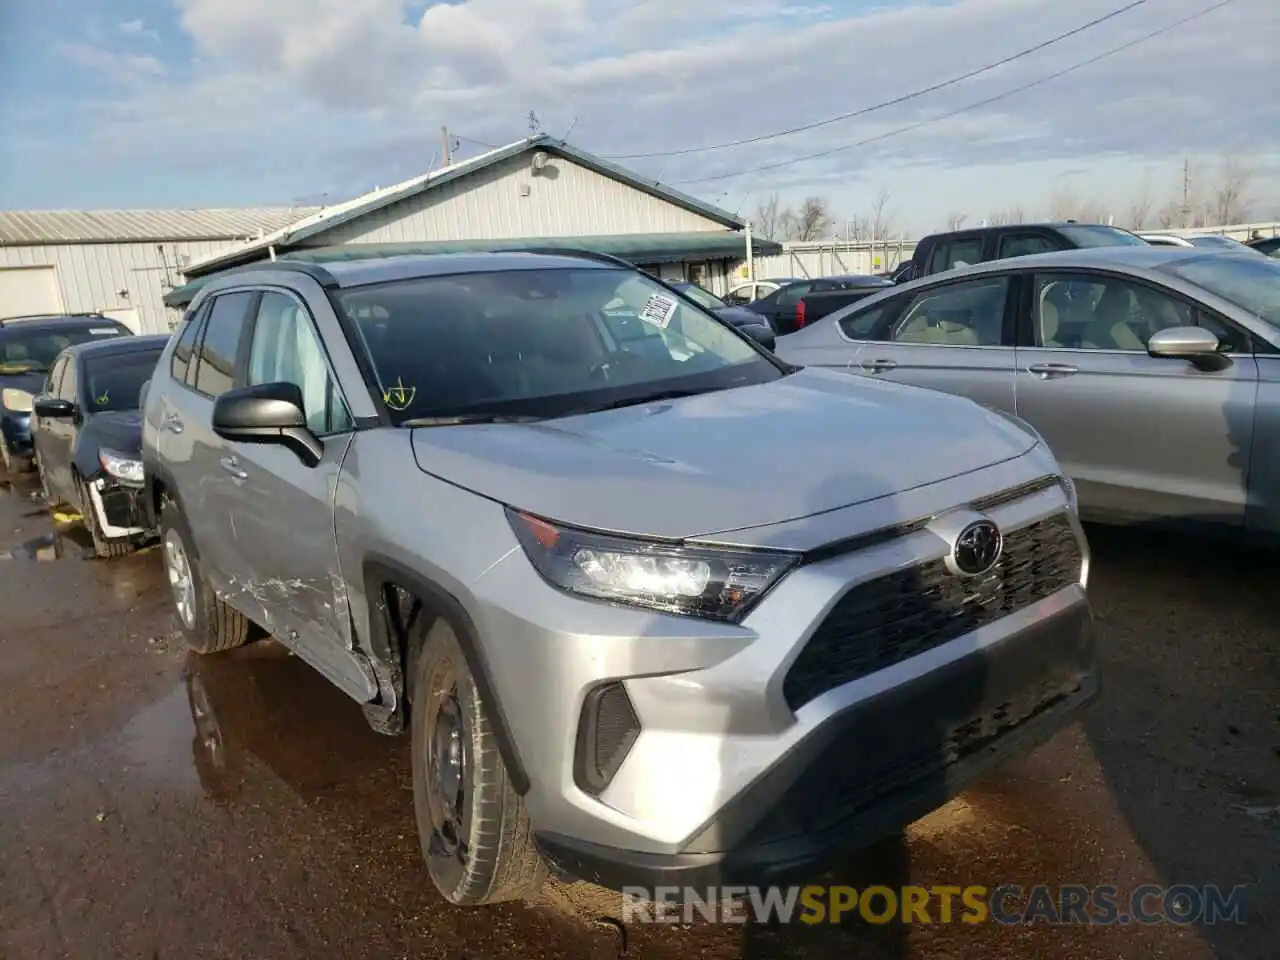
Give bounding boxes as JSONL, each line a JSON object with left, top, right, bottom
{"left": 722, "top": 277, "right": 798, "bottom": 305}
{"left": 794, "top": 282, "right": 899, "bottom": 329}
{"left": 0, "top": 314, "right": 133, "bottom": 472}
{"left": 1138, "top": 233, "right": 1196, "bottom": 248}
{"left": 667, "top": 280, "right": 776, "bottom": 348}
{"left": 895, "top": 222, "right": 1149, "bottom": 285}
{"left": 743, "top": 276, "right": 893, "bottom": 335}
{"left": 142, "top": 251, "right": 1093, "bottom": 905}
{"left": 31, "top": 333, "right": 168, "bottom": 557}
{"left": 776, "top": 247, "right": 1280, "bottom": 538}
{"left": 1247, "top": 235, "right": 1280, "bottom": 258}
{"left": 1184, "top": 234, "right": 1265, "bottom": 255}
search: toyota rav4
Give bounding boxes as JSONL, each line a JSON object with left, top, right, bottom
{"left": 142, "top": 251, "right": 1096, "bottom": 905}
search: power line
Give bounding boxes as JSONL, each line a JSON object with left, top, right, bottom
{"left": 601, "top": 0, "right": 1148, "bottom": 160}
{"left": 672, "top": 0, "right": 1236, "bottom": 187}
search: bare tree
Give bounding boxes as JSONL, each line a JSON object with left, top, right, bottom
{"left": 1124, "top": 179, "right": 1153, "bottom": 230}
{"left": 788, "top": 195, "right": 835, "bottom": 241}
{"left": 1046, "top": 184, "right": 1110, "bottom": 224}
{"left": 1211, "top": 156, "right": 1253, "bottom": 225}
{"left": 869, "top": 189, "right": 893, "bottom": 241}
{"left": 985, "top": 205, "right": 1027, "bottom": 226}
{"left": 751, "top": 193, "right": 786, "bottom": 241}
{"left": 945, "top": 212, "right": 968, "bottom": 231}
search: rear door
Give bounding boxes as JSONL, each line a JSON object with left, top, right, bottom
{"left": 847, "top": 273, "right": 1019, "bottom": 413}
{"left": 170, "top": 290, "right": 259, "bottom": 590}
{"left": 1013, "top": 269, "right": 1258, "bottom": 525}
{"left": 32, "top": 355, "right": 69, "bottom": 498}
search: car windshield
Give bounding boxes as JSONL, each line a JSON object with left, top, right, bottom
{"left": 1056, "top": 224, "right": 1148, "bottom": 247}
{"left": 1162, "top": 255, "right": 1280, "bottom": 327}
{"left": 335, "top": 266, "right": 781, "bottom": 424}
{"left": 0, "top": 325, "right": 126, "bottom": 374}
{"left": 84, "top": 349, "right": 164, "bottom": 412}
{"left": 676, "top": 284, "right": 728, "bottom": 311}
{"left": 1189, "top": 235, "right": 1255, "bottom": 252}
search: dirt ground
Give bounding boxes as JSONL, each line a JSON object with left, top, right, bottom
{"left": 1, "top": 466, "right": 1276, "bottom": 960}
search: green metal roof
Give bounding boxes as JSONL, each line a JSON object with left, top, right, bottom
{"left": 162, "top": 231, "right": 779, "bottom": 308}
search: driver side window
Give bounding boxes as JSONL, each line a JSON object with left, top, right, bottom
{"left": 247, "top": 292, "right": 353, "bottom": 436}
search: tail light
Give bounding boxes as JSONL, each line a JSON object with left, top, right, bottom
{"left": 796, "top": 299, "right": 807, "bottom": 328}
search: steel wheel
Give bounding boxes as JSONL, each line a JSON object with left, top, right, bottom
{"left": 164, "top": 528, "right": 196, "bottom": 629}
{"left": 424, "top": 666, "right": 473, "bottom": 866}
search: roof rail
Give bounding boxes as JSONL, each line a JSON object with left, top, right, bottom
{"left": 193, "top": 257, "right": 341, "bottom": 291}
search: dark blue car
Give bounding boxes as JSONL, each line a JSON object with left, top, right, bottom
{"left": 0, "top": 314, "right": 133, "bottom": 472}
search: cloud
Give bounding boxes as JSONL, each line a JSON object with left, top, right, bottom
{"left": 52, "top": 40, "right": 166, "bottom": 80}
{"left": 118, "top": 18, "right": 159, "bottom": 41}
{"left": 8, "top": 0, "right": 1279, "bottom": 223}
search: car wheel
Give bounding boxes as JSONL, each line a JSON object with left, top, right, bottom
{"left": 78, "top": 479, "right": 131, "bottom": 559}
{"left": 411, "top": 617, "right": 546, "bottom": 905}
{"left": 159, "top": 496, "right": 254, "bottom": 653}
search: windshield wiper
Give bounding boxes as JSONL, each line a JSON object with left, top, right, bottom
{"left": 578, "top": 388, "right": 713, "bottom": 414}
{"left": 402, "top": 413, "right": 548, "bottom": 427}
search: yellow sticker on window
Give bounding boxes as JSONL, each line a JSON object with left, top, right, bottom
{"left": 383, "top": 378, "right": 416, "bottom": 411}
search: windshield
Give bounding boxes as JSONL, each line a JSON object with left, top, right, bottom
{"left": 676, "top": 283, "right": 728, "bottom": 311}
{"left": 0, "top": 325, "right": 126, "bottom": 374}
{"left": 84, "top": 349, "right": 163, "bottom": 412}
{"left": 1162, "top": 255, "right": 1280, "bottom": 327}
{"left": 335, "top": 266, "right": 781, "bottom": 423}
{"left": 1189, "top": 235, "right": 1254, "bottom": 252}
{"left": 1056, "top": 225, "right": 1148, "bottom": 248}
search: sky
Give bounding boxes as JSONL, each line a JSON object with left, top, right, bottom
{"left": 0, "top": 0, "right": 1277, "bottom": 235}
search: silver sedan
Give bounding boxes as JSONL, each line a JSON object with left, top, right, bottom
{"left": 775, "top": 247, "right": 1280, "bottom": 537}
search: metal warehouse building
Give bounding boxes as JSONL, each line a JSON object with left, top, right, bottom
{"left": 0, "top": 207, "right": 318, "bottom": 333}
{"left": 164, "top": 135, "right": 779, "bottom": 313}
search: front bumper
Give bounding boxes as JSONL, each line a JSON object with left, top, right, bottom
{"left": 467, "top": 463, "right": 1094, "bottom": 890}
{"left": 537, "top": 600, "right": 1096, "bottom": 889}
{"left": 86, "top": 475, "right": 152, "bottom": 540}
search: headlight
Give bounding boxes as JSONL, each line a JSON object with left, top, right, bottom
{"left": 507, "top": 508, "right": 797, "bottom": 622}
{"left": 99, "top": 448, "right": 144, "bottom": 484}
{"left": 2, "top": 388, "right": 34, "bottom": 413}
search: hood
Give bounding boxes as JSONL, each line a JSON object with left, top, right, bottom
{"left": 714, "top": 305, "right": 771, "bottom": 329}
{"left": 82, "top": 409, "right": 143, "bottom": 456}
{"left": 0, "top": 371, "right": 47, "bottom": 403}
{"left": 410, "top": 368, "right": 1039, "bottom": 540}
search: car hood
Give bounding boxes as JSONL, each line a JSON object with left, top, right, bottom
{"left": 714, "top": 305, "right": 770, "bottom": 328}
{"left": 83, "top": 409, "right": 143, "bottom": 457}
{"left": 410, "top": 368, "right": 1038, "bottom": 540}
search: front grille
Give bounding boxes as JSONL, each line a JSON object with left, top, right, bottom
{"left": 783, "top": 513, "right": 1082, "bottom": 711}
{"left": 574, "top": 682, "right": 641, "bottom": 796}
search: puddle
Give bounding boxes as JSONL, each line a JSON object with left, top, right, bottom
{"left": 0, "top": 528, "right": 94, "bottom": 562}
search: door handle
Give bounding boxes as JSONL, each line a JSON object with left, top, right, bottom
{"left": 860, "top": 358, "right": 898, "bottom": 373}
{"left": 162, "top": 413, "right": 184, "bottom": 434}
{"left": 219, "top": 456, "right": 248, "bottom": 481}
{"left": 1026, "top": 362, "right": 1078, "bottom": 379}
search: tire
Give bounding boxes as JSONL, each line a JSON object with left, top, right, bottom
{"left": 79, "top": 479, "right": 132, "bottom": 559}
{"left": 159, "top": 496, "right": 253, "bottom": 654}
{"left": 411, "top": 617, "right": 546, "bottom": 905}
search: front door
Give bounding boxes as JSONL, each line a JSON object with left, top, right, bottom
{"left": 851, "top": 273, "right": 1019, "bottom": 413}
{"left": 1013, "top": 270, "right": 1258, "bottom": 525}
{"left": 32, "top": 355, "right": 71, "bottom": 500}
{"left": 222, "top": 288, "right": 367, "bottom": 700}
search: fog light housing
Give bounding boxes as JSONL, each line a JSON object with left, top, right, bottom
{"left": 574, "top": 681, "right": 641, "bottom": 796}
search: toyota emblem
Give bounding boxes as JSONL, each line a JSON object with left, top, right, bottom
{"left": 952, "top": 519, "right": 1003, "bottom": 576}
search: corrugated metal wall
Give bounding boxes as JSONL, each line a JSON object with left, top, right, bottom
{"left": 747, "top": 240, "right": 917, "bottom": 280}
{"left": 0, "top": 240, "right": 240, "bottom": 333}
{"left": 315, "top": 154, "right": 726, "bottom": 246}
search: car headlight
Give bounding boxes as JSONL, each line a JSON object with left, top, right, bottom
{"left": 507, "top": 508, "right": 797, "bottom": 622}
{"left": 2, "top": 388, "right": 34, "bottom": 413}
{"left": 99, "top": 448, "right": 144, "bottom": 484}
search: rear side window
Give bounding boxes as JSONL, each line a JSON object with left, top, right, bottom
{"left": 170, "top": 307, "right": 204, "bottom": 383}
{"left": 838, "top": 303, "right": 893, "bottom": 340}
{"left": 193, "top": 292, "right": 255, "bottom": 398}
{"left": 929, "top": 238, "right": 984, "bottom": 273}
{"left": 998, "top": 233, "right": 1060, "bottom": 258}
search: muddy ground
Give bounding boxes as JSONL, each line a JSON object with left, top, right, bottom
{"left": 0, "top": 467, "right": 1276, "bottom": 959}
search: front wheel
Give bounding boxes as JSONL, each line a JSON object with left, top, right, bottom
{"left": 411, "top": 618, "right": 546, "bottom": 905}
{"left": 159, "top": 497, "right": 254, "bottom": 653}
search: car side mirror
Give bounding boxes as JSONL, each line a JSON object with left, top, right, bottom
{"left": 1147, "top": 326, "right": 1230, "bottom": 371}
{"left": 33, "top": 396, "right": 75, "bottom": 419}
{"left": 211, "top": 382, "right": 322, "bottom": 467}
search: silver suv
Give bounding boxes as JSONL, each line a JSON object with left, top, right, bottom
{"left": 141, "top": 252, "right": 1097, "bottom": 905}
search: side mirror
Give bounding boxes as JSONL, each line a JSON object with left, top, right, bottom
{"left": 1147, "top": 326, "right": 1230, "bottom": 371}
{"left": 33, "top": 396, "right": 75, "bottom": 419}
{"left": 211, "top": 382, "right": 322, "bottom": 467}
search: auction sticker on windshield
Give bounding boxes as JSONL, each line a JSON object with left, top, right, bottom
{"left": 639, "top": 293, "right": 679, "bottom": 329}
{"left": 90, "top": 327, "right": 122, "bottom": 335}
